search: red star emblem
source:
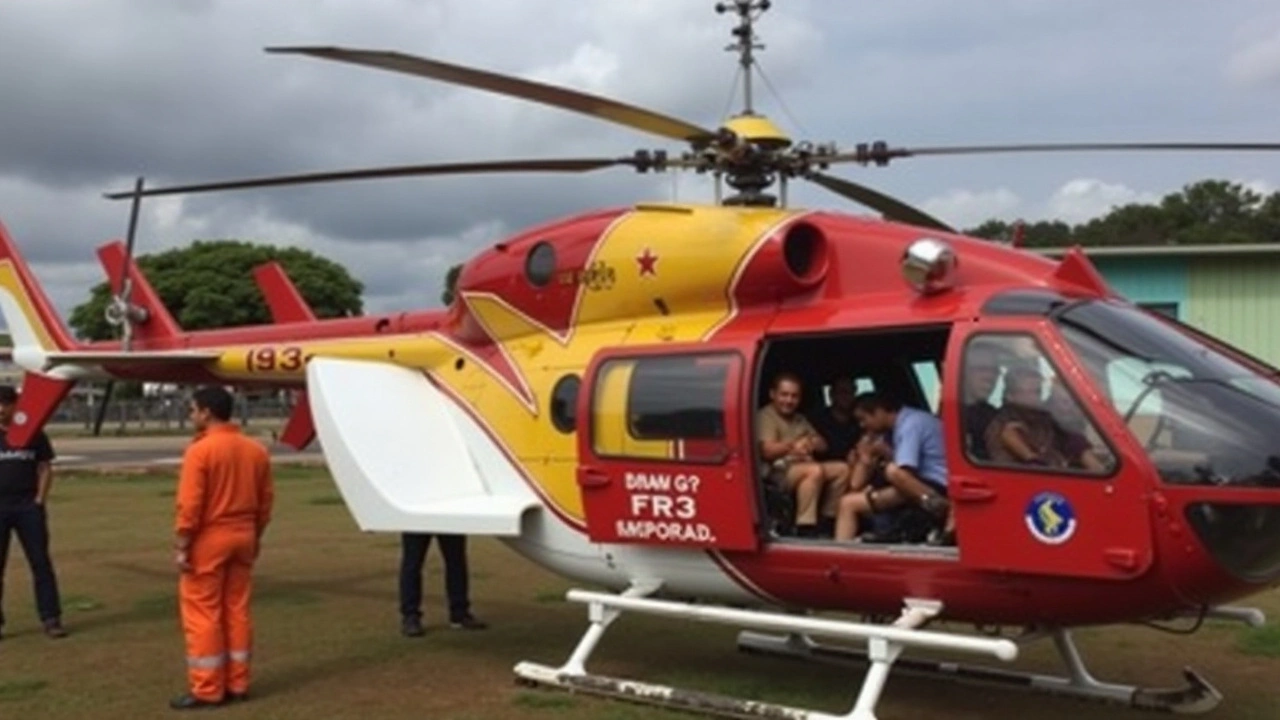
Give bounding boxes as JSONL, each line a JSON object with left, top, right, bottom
{"left": 636, "top": 247, "right": 658, "bottom": 277}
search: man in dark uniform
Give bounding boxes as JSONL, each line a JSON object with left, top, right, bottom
{"left": 812, "top": 377, "right": 863, "bottom": 466}
{"left": 399, "top": 533, "right": 486, "bottom": 636}
{"left": 0, "top": 385, "right": 66, "bottom": 639}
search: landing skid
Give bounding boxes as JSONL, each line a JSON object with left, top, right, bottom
{"left": 737, "top": 625, "right": 1222, "bottom": 715}
{"left": 514, "top": 587, "right": 1017, "bottom": 720}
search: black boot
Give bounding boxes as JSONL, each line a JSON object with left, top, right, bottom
{"left": 401, "top": 615, "right": 425, "bottom": 637}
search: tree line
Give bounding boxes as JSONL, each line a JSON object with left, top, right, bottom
{"left": 965, "top": 179, "right": 1280, "bottom": 248}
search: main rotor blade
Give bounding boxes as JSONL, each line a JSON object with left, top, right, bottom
{"left": 104, "top": 158, "right": 631, "bottom": 199}
{"left": 266, "top": 46, "right": 717, "bottom": 146}
{"left": 805, "top": 172, "right": 954, "bottom": 232}
{"left": 832, "top": 141, "right": 1280, "bottom": 165}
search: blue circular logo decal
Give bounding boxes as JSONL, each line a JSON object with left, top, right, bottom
{"left": 1025, "top": 492, "right": 1077, "bottom": 545}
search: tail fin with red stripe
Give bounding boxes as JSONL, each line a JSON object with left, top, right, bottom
{"left": 0, "top": 221, "right": 80, "bottom": 446}
{"left": 0, "top": 221, "right": 78, "bottom": 357}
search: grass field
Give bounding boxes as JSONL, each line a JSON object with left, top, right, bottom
{"left": 1, "top": 466, "right": 1279, "bottom": 720}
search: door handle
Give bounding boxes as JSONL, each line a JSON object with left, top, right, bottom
{"left": 578, "top": 468, "right": 612, "bottom": 489}
{"left": 951, "top": 478, "right": 996, "bottom": 503}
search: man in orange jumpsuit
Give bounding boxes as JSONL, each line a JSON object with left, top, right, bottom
{"left": 170, "top": 386, "right": 274, "bottom": 710}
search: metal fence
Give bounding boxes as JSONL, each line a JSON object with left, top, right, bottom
{"left": 50, "top": 391, "right": 293, "bottom": 435}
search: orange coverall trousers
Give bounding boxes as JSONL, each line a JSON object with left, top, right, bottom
{"left": 180, "top": 523, "right": 257, "bottom": 702}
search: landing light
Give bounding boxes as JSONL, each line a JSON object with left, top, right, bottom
{"left": 902, "top": 238, "right": 958, "bottom": 295}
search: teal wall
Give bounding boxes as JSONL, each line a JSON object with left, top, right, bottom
{"left": 1081, "top": 254, "right": 1280, "bottom": 367}
{"left": 1092, "top": 257, "right": 1189, "bottom": 319}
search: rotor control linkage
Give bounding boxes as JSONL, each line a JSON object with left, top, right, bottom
{"left": 515, "top": 589, "right": 1014, "bottom": 720}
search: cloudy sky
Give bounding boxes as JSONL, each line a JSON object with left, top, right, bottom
{"left": 2, "top": 0, "right": 1278, "bottom": 321}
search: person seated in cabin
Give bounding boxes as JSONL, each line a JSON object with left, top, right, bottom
{"left": 757, "top": 372, "right": 850, "bottom": 538}
{"left": 962, "top": 343, "right": 1002, "bottom": 461}
{"left": 984, "top": 365, "right": 1108, "bottom": 472}
{"left": 811, "top": 377, "right": 863, "bottom": 466}
{"left": 833, "top": 391, "right": 951, "bottom": 542}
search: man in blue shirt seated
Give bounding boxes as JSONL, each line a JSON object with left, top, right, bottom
{"left": 833, "top": 391, "right": 951, "bottom": 542}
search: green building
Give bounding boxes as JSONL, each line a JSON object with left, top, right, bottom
{"left": 1038, "top": 244, "right": 1280, "bottom": 367}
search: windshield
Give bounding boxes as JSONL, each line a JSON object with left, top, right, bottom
{"left": 1055, "top": 300, "right": 1280, "bottom": 489}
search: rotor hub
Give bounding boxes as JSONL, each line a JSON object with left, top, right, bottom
{"left": 104, "top": 296, "right": 149, "bottom": 327}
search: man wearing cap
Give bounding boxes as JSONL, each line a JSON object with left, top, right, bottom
{"left": 0, "top": 384, "right": 67, "bottom": 639}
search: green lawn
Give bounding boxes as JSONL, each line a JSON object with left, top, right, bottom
{"left": 0, "top": 466, "right": 1277, "bottom": 719}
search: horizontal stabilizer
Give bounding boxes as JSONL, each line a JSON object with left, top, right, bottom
{"left": 253, "top": 262, "right": 316, "bottom": 323}
{"left": 307, "top": 357, "right": 539, "bottom": 535}
{"left": 41, "top": 349, "right": 221, "bottom": 367}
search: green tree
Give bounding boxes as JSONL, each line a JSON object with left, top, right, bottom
{"left": 963, "top": 178, "right": 1280, "bottom": 248}
{"left": 441, "top": 263, "right": 463, "bottom": 306}
{"left": 69, "top": 240, "right": 364, "bottom": 341}
{"left": 1161, "top": 180, "right": 1265, "bottom": 245}
{"left": 967, "top": 220, "right": 1011, "bottom": 241}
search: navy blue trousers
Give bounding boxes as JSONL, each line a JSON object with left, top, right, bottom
{"left": 398, "top": 533, "right": 469, "bottom": 622}
{"left": 0, "top": 502, "right": 62, "bottom": 627}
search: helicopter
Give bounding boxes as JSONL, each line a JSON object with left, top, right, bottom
{"left": 4, "top": 2, "right": 1280, "bottom": 718}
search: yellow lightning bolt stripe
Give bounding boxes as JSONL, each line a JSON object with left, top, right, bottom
{"left": 0, "top": 260, "right": 62, "bottom": 350}
{"left": 436, "top": 204, "right": 800, "bottom": 521}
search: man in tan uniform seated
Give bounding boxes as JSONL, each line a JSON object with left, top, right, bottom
{"left": 757, "top": 372, "right": 850, "bottom": 537}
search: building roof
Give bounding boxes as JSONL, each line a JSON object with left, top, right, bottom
{"left": 1034, "top": 243, "right": 1280, "bottom": 258}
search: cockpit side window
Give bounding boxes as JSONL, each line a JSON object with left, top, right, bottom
{"left": 960, "top": 333, "right": 1117, "bottom": 476}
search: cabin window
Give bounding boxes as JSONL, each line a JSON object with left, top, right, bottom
{"left": 590, "top": 353, "right": 734, "bottom": 463}
{"left": 525, "top": 241, "right": 556, "bottom": 287}
{"left": 550, "top": 374, "right": 580, "bottom": 434}
{"left": 960, "top": 333, "right": 1115, "bottom": 476}
{"left": 911, "top": 360, "right": 941, "bottom": 414}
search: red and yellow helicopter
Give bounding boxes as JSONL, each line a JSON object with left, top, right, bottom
{"left": 4, "top": 3, "right": 1280, "bottom": 718}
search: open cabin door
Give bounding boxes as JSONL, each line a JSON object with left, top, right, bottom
{"left": 945, "top": 317, "right": 1154, "bottom": 580}
{"left": 576, "top": 343, "right": 760, "bottom": 552}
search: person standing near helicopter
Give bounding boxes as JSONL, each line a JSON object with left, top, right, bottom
{"left": 398, "top": 532, "right": 487, "bottom": 636}
{"left": 170, "top": 386, "right": 274, "bottom": 710}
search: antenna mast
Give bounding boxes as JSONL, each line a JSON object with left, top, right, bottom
{"left": 716, "top": 0, "right": 769, "bottom": 116}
